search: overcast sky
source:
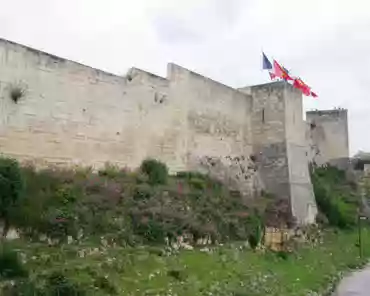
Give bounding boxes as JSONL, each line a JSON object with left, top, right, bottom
{"left": 0, "top": 0, "right": 369, "bottom": 155}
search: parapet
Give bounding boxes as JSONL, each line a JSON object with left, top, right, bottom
{"left": 306, "top": 109, "right": 348, "bottom": 121}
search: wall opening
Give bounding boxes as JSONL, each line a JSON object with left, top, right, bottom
{"left": 262, "top": 108, "right": 265, "bottom": 123}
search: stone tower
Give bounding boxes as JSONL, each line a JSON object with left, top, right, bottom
{"left": 240, "top": 82, "right": 317, "bottom": 225}
{"left": 306, "top": 109, "right": 350, "bottom": 169}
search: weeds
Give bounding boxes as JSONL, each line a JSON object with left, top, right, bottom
{"left": 9, "top": 86, "right": 24, "bottom": 103}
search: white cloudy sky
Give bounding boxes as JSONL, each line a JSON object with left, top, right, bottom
{"left": 0, "top": 0, "right": 369, "bottom": 155}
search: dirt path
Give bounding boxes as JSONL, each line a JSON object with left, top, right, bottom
{"left": 334, "top": 265, "right": 370, "bottom": 296}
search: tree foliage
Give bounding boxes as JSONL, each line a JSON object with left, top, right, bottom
{"left": 0, "top": 157, "right": 23, "bottom": 237}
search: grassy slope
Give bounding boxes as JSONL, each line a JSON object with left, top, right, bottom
{"left": 6, "top": 228, "right": 370, "bottom": 296}
{"left": 1, "top": 162, "right": 368, "bottom": 295}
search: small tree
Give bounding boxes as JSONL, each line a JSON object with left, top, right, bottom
{"left": 0, "top": 157, "right": 23, "bottom": 238}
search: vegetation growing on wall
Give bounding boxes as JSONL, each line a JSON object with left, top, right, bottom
{"left": 8, "top": 84, "right": 25, "bottom": 103}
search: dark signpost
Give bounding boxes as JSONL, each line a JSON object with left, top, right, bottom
{"left": 358, "top": 208, "right": 367, "bottom": 259}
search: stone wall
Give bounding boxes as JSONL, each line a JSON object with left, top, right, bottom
{"left": 168, "top": 64, "right": 260, "bottom": 197}
{"left": 0, "top": 38, "right": 187, "bottom": 171}
{"left": 0, "top": 39, "right": 262, "bottom": 198}
{"left": 306, "top": 109, "right": 349, "bottom": 167}
{"left": 240, "top": 82, "right": 290, "bottom": 199}
{"left": 191, "top": 155, "right": 264, "bottom": 199}
{"left": 0, "top": 38, "right": 324, "bottom": 224}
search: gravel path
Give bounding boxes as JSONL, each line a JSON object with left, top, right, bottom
{"left": 334, "top": 266, "right": 370, "bottom": 296}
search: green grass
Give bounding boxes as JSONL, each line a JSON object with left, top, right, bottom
{"left": 4, "top": 228, "right": 370, "bottom": 296}
{"left": 1, "top": 160, "right": 368, "bottom": 295}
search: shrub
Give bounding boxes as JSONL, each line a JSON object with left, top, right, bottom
{"left": 10, "top": 161, "right": 267, "bottom": 247}
{"left": 0, "top": 157, "right": 24, "bottom": 238}
{"left": 275, "top": 250, "right": 290, "bottom": 260}
{"left": 94, "top": 276, "right": 118, "bottom": 295}
{"left": 167, "top": 268, "right": 186, "bottom": 281}
{"left": 43, "top": 207, "right": 78, "bottom": 241}
{"left": 15, "top": 166, "right": 127, "bottom": 241}
{"left": 188, "top": 177, "right": 207, "bottom": 191}
{"left": 133, "top": 183, "right": 153, "bottom": 201}
{"left": 311, "top": 166, "right": 358, "bottom": 229}
{"left": 140, "top": 159, "right": 168, "bottom": 185}
{"left": 148, "top": 246, "right": 166, "bottom": 256}
{"left": 0, "top": 246, "right": 28, "bottom": 279}
{"left": 245, "top": 213, "right": 263, "bottom": 250}
{"left": 46, "top": 271, "right": 87, "bottom": 296}
{"left": 98, "top": 162, "right": 122, "bottom": 179}
{"left": 133, "top": 218, "right": 168, "bottom": 243}
{"left": 1, "top": 279, "right": 40, "bottom": 295}
{"left": 11, "top": 166, "right": 74, "bottom": 240}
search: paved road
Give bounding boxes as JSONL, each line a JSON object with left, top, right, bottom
{"left": 334, "top": 266, "right": 370, "bottom": 296}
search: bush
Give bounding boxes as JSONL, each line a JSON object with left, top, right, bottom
{"left": 132, "top": 217, "right": 168, "bottom": 243}
{"left": 15, "top": 166, "right": 127, "bottom": 241}
{"left": 1, "top": 279, "right": 40, "bottom": 296}
{"left": 10, "top": 161, "right": 266, "bottom": 247}
{"left": 0, "top": 246, "right": 28, "bottom": 279}
{"left": 0, "top": 157, "right": 24, "bottom": 237}
{"left": 94, "top": 276, "right": 118, "bottom": 295}
{"left": 167, "top": 268, "right": 187, "bottom": 281}
{"left": 311, "top": 166, "right": 358, "bottom": 229}
{"left": 98, "top": 163, "right": 122, "bottom": 179}
{"left": 275, "top": 250, "right": 290, "bottom": 260}
{"left": 245, "top": 213, "right": 263, "bottom": 250}
{"left": 133, "top": 183, "right": 153, "bottom": 201}
{"left": 188, "top": 177, "right": 207, "bottom": 191}
{"left": 140, "top": 159, "right": 168, "bottom": 185}
{"left": 46, "top": 271, "right": 87, "bottom": 296}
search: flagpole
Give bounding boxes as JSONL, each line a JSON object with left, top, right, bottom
{"left": 261, "top": 53, "right": 316, "bottom": 97}
{"left": 261, "top": 47, "right": 263, "bottom": 73}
